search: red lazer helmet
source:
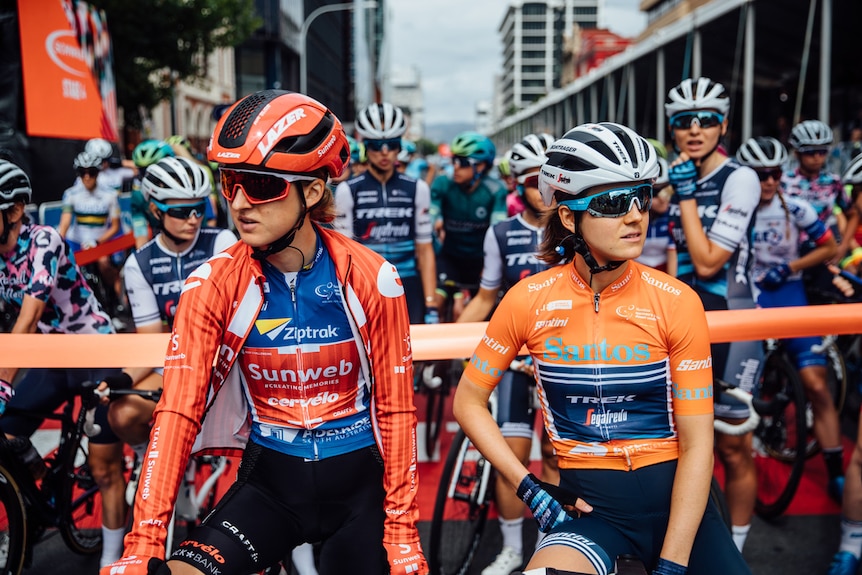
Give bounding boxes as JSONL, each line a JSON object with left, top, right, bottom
{"left": 208, "top": 90, "right": 349, "bottom": 179}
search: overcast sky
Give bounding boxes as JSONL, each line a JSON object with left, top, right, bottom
{"left": 388, "top": 0, "right": 647, "bottom": 126}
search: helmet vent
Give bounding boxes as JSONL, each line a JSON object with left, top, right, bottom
{"left": 269, "top": 111, "right": 335, "bottom": 158}
{"left": 562, "top": 131, "right": 620, "bottom": 166}
{"left": 219, "top": 90, "right": 286, "bottom": 149}
{"left": 546, "top": 152, "right": 597, "bottom": 172}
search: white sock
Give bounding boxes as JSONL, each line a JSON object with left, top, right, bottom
{"left": 100, "top": 525, "right": 126, "bottom": 567}
{"left": 131, "top": 442, "right": 148, "bottom": 462}
{"left": 731, "top": 523, "right": 751, "bottom": 552}
{"left": 839, "top": 518, "right": 862, "bottom": 558}
{"left": 499, "top": 517, "right": 523, "bottom": 554}
{"left": 292, "top": 542, "right": 318, "bottom": 575}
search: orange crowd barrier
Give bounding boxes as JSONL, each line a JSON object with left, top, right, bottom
{"left": 73, "top": 233, "right": 136, "bottom": 267}
{"left": 1, "top": 303, "right": 861, "bottom": 369}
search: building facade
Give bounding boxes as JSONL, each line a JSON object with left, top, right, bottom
{"left": 498, "top": 0, "right": 602, "bottom": 119}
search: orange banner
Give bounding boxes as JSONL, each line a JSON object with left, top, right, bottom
{"left": 18, "top": 1, "right": 118, "bottom": 140}
{"left": 1, "top": 304, "right": 861, "bottom": 368}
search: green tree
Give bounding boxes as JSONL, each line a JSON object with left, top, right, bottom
{"left": 90, "top": 0, "right": 260, "bottom": 128}
{"left": 416, "top": 138, "right": 438, "bottom": 157}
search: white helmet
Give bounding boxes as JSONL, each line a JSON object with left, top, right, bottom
{"left": 789, "top": 120, "right": 833, "bottom": 149}
{"left": 843, "top": 154, "right": 862, "bottom": 185}
{"left": 736, "top": 137, "right": 788, "bottom": 168}
{"left": 0, "top": 159, "right": 31, "bottom": 210}
{"left": 85, "top": 138, "right": 113, "bottom": 162}
{"left": 141, "top": 157, "right": 211, "bottom": 202}
{"left": 355, "top": 103, "right": 406, "bottom": 140}
{"left": 73, "top": 151, "right": 103, "bottom": 170}
{"left": 655, "top": 157, "right": 669, "bottom": 187}
{"left": 509, "top": 133, "right": 553, "bottom": 177}
{"left": 538, "top": 123, "right": 659, "bottom": 207}
{"left": 665, "top": 77, "right": 730, "bottom": 117}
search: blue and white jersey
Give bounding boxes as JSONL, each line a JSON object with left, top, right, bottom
{"left": 752, "top": 194, "right": 830, "bottom": 283}
{"left": 123, "top": 227, "right": 236, "bottom": 327}
{"left": 668, "top": 158, "right": 760, "bottom": 301}
{"left": 238, "top": 240, "right": 374, "bottom": 460}
{"left": 61, "top": 182, "right": 121, "bottom": 245}
{"left": 333, "top": 170, "right": 432, "bottom": 278}
{"left": 481, "top": 213, "right": 546, "bottom": 292}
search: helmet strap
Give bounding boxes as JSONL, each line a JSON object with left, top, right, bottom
{"left": 251, "top": 183, "right": 309, "bottom": 261}
{"left": 0, "top": 210, "right": 11, "bottom": 245}
{"left": 564, "top": 214, "right": 624, "bottom": 275}
{"left": 154, "top": 213, "right": 188, "bottom": 246}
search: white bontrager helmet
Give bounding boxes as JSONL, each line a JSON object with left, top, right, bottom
{"left": 843, "top": 154, "right": 862, "bottom": 185}
{"left": 736, "top": 137, "right": 788, "bottom": 168}
{"left": 85, "top": 138, "right": 113, "bottom": 162}
{"left": 141, "top": 157, "right": 211, "bottom": 202}
{"left": 655, "top": 157, "right": 669, "bottom": 187}
{"left": 355, "top": 103, "right": 407, "bottom": 140}
{"left": 789, "top": 120, "right": 833, "bottom": 150}
{"left": 509, "top": 133, "right": 554, "bottom": 177}
{"left": 0, "top": 159, "right": 31, "bottom": 210}
{"left": 538, "top": 122, "right": 660, "bottom": 207}
{"left": 665, "top": 77, "right": 730, "bottom": 117}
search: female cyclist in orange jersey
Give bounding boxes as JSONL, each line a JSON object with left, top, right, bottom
{"left": 453, "top": 123, "right": 749, "bottom": 575}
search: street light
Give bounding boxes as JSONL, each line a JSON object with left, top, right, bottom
{"left": 300, "top": 1, "right": 378, "bottom": 96}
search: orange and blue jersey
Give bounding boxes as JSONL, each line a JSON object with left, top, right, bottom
{"left": 124, "top": 225, "right": 421, "bottom": 559}
{"left": 462, "top": 260, "right": 713, "bottom": 472}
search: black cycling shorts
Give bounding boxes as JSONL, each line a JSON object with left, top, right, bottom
{"left": 0, "top": 367, "right": 120, "bottom": 444}
{"left": 436, "top": 252, "right": 482, "bottom": 294}
{"left": 496, "top": 369, "right": 537, "bottom": 439}
{"left": 170, "top": 440, "right": 387, "bottom": 575}
{"left": 540, "top": 460, "right": 750, "bottom": 575}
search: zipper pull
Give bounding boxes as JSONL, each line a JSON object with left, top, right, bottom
{"left": 593, "top": 292, "right": 600, "bottom": 313}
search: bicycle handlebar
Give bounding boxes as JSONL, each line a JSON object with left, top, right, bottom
{"left": 713, "top": 384, "right": 761, "bottom": 436}
{"left": 84, "top": 386, "right": 163, "bottom": 437}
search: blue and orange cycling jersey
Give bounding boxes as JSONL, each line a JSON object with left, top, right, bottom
{"left": 462, "top": 260, "right": 713, "bottom": 471}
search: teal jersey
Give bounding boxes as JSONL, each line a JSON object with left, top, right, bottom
{"left": 430, "top": 174, "right": 508, "bottom": 261}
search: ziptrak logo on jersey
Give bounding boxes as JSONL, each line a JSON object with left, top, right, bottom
{"left": 254, "top": 318, "right": 339, "bottom": 341}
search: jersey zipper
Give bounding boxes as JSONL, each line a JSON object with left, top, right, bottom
{"left": 288, "top": 274, "right": 318, "bottom": 461}
{"left": 593, "top": 292, "right": 600, "bottom": 313}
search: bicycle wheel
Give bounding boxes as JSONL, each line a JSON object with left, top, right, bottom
{"left": 57, "top": 416, "right": 102, "bottom": 555}
{"left": 428, "top": 429, "right": 493, "bottom": 575}
{"left": 0, "top": 462, "right": 27, "bottom": 575}
{"left": 753, "top": 351, "right": 807, "bottom": 520}
{"left": 424, "top": 363, "right": 448, "bottom": 460}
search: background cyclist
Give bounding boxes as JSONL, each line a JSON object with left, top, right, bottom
{"left": 736, "top": 136, "right": 846, "bottom": 501}
{"left": 130, "top": 139, "right": 176, "bottom": 248}
{"left": 0, "top": 157, "right": 127, "bottom": 568}
{"left": 456, "top": 132, "right": 558, "bottom": 575}
{"left": 664, "top": 77, "right": 762, "bottom": 553}
{"left": 430, "top": 131, "right": 507, "bottom": 320}
{"left": 100, "top": 156, "right": 236, "bottom": 460}
{"left": 453, "top": 123, "right": 749, "bottom": 575}
{"left": 334, "top": 102, "right": 437, "bottom": 324}
{"left": 783, "top": 120, "right": 858, "bottom": 289}
{"left": 102, "top": 90, "right": 427, "bottom": 575}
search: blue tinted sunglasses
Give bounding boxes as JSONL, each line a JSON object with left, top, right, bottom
{"left": 669, "top": 111, "right": 725, "bottom": 130}
{"left": 364, "top": 138, "right": 402, "bottom": 152}
{"left": 151, "top": 199, "right": 207, "bottom": 219}
{"left": 559, "top": 183, "right": 653, "bottom": 218}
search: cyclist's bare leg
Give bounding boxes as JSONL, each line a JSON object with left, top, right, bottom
{"left": 452, "top": 289, "right": 471, "bottom": 322}
{"left": 525, "top": 546, "right": 598, "bottom": 574}
{"left": 97, "top": 254, "right": 123, "bottom": 303}
{"left": 715, "top": 429, "right": 757, "bottom": 527}
{"left": 107, "top": 370, "right": 162, "bottom": 447}
{"left": 799, "top": 365, "right": 842, "bottom": 449}
{"left": 88, "top": 441, "right": 127, "bottom": 529}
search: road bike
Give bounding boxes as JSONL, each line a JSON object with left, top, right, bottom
{"left": 0, "top": 380, "right": 128, "bottom": 574}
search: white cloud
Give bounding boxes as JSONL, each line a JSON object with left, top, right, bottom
{"left": 388, "top": 0, "right": 645, "bottom": 127}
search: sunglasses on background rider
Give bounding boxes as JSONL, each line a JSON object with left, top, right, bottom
{"left": 77, "top": 168, "right": 100, "bottom": 178}
{"left": 798, "top": 147, "right": 830, "bottom": 157}
{"left": 363, "top": 138, "right": 402, "bottom": 152}
{"left": 755, "top": 168, "right": 783, "bottom": 182}
{"left": 452, "top": 155, "right": 480, "bottom": 169}
{"left": 151, "top": 199, "right": 208, "bottom": 220}
{"left": 557, "top": 183, "right": 653, "bottom": 218}
{"left": 219, "top": 168, "right": 317, "bottom": 205}
{"left": 668, "top": 111, "right": 725, "bottom": 130}
{"left": 517, "top": 173, "right": 540, "bottom": 189}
